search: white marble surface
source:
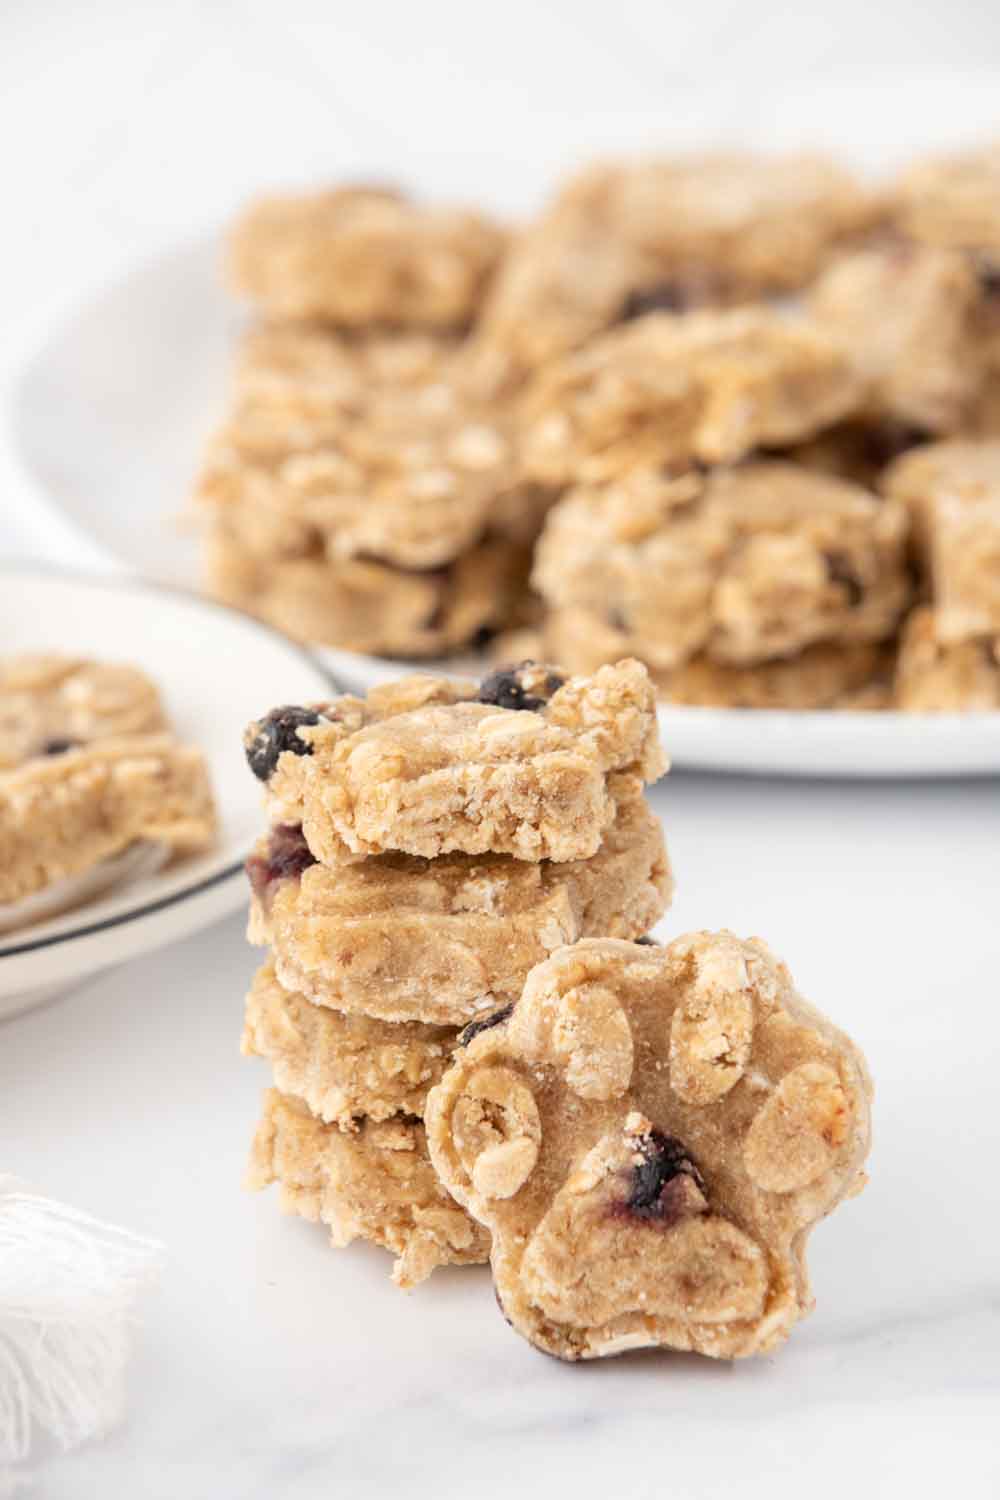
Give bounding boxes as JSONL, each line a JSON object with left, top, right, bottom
{"left": 2, "top": 6, "right": 1000, "bottom": 1496}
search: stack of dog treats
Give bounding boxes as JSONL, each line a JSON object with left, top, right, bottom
{"left": 195, "top": 145, "right": 1000, "bottom": 711}
{"left": 240, "top": 658, "right": 672, "bottom": 1286}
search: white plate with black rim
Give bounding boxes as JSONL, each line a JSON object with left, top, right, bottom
{"left": 8, "top": 236, "right": 1000, "bottom": 779}
{"left": 0, "top": 567, "right": 334, "bottom": 1019}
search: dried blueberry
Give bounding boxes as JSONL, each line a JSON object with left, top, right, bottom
{"left": 245, "top": 706, "right": 323, "bottom": 781}
{"left": 625, "top": 1130, "right": 705, "bottom": 1223}
{"left": 245, "top": 824, "right": 316, "bottom": 900}
{"left": 457, "top": 1003, "right": 514, "bottom": 1047}
{"left": 823, "top": 551, "right": 864, "bottom": 607}
{"left": 619, "top": 282, "right": 689, "bottom": 321}
{"left": 635, "top": 935, "right": 660, "bottom": 947}
{"left": 41, "top": 737, "right": 79, "bottom": 756}
{"left": 477, "top": 663, "right": 565, "bottom": 712}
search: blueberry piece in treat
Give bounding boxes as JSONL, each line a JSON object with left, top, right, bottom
{"left": 458, "top": 1003, "right": 514, "bottom": 1048}
{"left": 245, "top": 706, "right": 323, "bottom": 781}
{"left": 246, "top": 824, "right": 317, "bottom": 901}
{"left": 624, "top": 1130, "right": 705, "bottom": 1224}
{"left": 823, "top": 551, "right": 864, "bottom": 607}
{"left": 41, "top": 737, "right": 79, "bottom": 756}
{"left": 619, "top": 282, "right": 689, "bottom": 320}
{"left": 477, "top": 662, "right": 565, "bottom": 712}
{"left": 635, "top": 935, "right": 660, "bottom": 947}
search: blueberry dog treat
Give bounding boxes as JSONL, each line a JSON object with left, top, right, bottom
{"left": 426, "top": 933, "right": 872, "bottom": 1360}
{"left": 244, "top": 660, "right": 666, "bottom": 865}
{"left": 228, "top": 185, "right": 505, "bottom": 329}
{"left": 205, "top": 525, "right": 528, "bottom": 658}
{"left": 883, "top": 439, "right": 1000, "bottom": 642}
{"left": 893, "top": 606, "right": 1000, "bottom": 711}
{"left": 247, "top": 1088, "right": 490, "bottom": 1287}
{"left": 246, "top": 797, "right": 672, "bottom": 1024}
{"left": 0, "top": 655, "right": 167, "bottom": 772}
{"left": 520, "top": 308, "right": 861, "bottom": 486}
{"left": 808, "top": 241, "right": 984, "bottom": 434}
{"left": 242, "top": 960, "right": 458, "bottom": 1128}
{"left": 543, "top": 608, "right": 892, "bottom": 709}
{"left": 533, "top": 463, "right": 910, "bottom": 670}
{"left": 0, "top": 735, "right": 217, "bottom": 907}
{"left": 476, "top": 154, "right": 879, "bottom": 373}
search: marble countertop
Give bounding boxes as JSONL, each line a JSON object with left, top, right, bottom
{"left": 4, "top": 771, "right": 999, "bottom": 1498}
{"left": 2, "top": 6, "right": 1000, "bottom": 1496}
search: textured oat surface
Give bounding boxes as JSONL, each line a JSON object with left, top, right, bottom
{"left": 884, "top": 438, "right": 1000, "bottom": 641}
{"left": 0, "top": 655, "right": 166, "bottom": 771}
{"left": 533, "top": 462, "right": 909, "bottom": 669}
{"left": 893, "top": 606, "right": 1000, "bottom": 710}
{"left": 242, "top": 961, "right": 457, "bottom": 1127}
{"left": 229, "top": 185, "right": 505, "bottom": 328}
{"left": 426, "top": 933, "right": 871, "bottom": 1360}
{"left": 519, "top": 308, "right": 861, "bottom": 484}
{"left": 250, "top": 660, "right": 666, "bottom": 865}
{"left": 248, "top": 1087, "right": 490, "bottom": 1287}
{"left": 247, "top": 795, "right": 671, "bottom": 1024}
{"left": 0, "top": 734, "right": 217, "bottom": 905}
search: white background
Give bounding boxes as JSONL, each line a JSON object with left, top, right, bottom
{"left": 2, "top": 5, "right": 1000, "bottom": 1497}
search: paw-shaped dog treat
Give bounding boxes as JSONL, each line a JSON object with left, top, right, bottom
{"left": 426, "top": 933, "right": 871, "bottom": 1360}
{"left": 244, "top": 659, "right": 666, "bottom": 865}
{"left": 246, "top": 796, "right": 672, "bottom": 1024}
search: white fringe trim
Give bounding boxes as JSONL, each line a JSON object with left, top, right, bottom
{"left": 0, "top": 1176, "right": 164, "bottom": 1470}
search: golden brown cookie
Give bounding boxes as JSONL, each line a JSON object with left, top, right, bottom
{"left": 893, "top": 606, "right": 1000, "bottom": 711}
{"left": 0, "top": 655, "right": 166, "bottom": 772}
{"left": 426, "top": 934, "right": 872, "bottom": 1360}
{"left": 246, "top": 795, "right": 672, "bottom": 1024}
{"left": 244, "top": 660, "right": 666, "bottom": 865}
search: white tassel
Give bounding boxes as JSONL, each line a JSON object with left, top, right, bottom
{"left": 0, "top": 1177, "right": 164, "bottom": 1469}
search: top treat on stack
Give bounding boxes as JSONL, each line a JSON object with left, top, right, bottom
{"left": 244, "top": 658, "right": 665, "bottom": 867}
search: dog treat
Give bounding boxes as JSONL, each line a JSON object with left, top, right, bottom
{"left": 0, "top": 735, "right": 216, "bottom": 906}
{"left": 809, "top": 241, "right": 983, "bottom": 433}
{"left": 246, "top": 797, "right": 671, "bottom": 1024}
{"left": 426, "top": 933, "right": 872, "bottom": 1360}
{"left": 533, "top": 462, "right": 909, "bottom": 669}
{"left": 519, "top": 309, "right": 862, "bottom": 485}
{"left": 543, "top": 608, "right": 892, "bottom": 709}
{"left": 206, "top": 525, "right": 528, "bottom": 658}
{"left": 242, "top": 961, "right": 457, "bottom": 1127}
{"left": 893, "top": 606, "right": 1000, "bottom": 710}
{"left": 248, "top": 1088, "right": 490, "bottom": 1287}
{"left": 883, "top": 438, "right": 1000, "bottom": 641}
{"left": 896, "top": 143, "right": 1000, "bottom": 261}
{"left": 245, "top": 660, "right": 665, "bottom": 865}
{"left": 229, "top": 185, "right": 505, "bottom": 328}
{"left": 477, "top": 153, "right": 879, "bottom": 372}
{"left": 0, "top": 655, "right": 166, "bottom": 772}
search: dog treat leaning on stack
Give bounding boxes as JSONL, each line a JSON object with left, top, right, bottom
{"left": 425, "top": 932, "right": 872, "bottom": 1361}
{"left": 241, "top": 659, "right": 671, "bottom": 1285}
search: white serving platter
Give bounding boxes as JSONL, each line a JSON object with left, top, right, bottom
{"left": 8, "top": 238, "right": 1000, "bottom": 780}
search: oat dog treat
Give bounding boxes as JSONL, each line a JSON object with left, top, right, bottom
{"left": 244, "top": 660, "right": 665, "bottom": 865}
{"left": 248, "top": 1088, "right": 490, "bottom": 1288}
{"left": 477, "top": 154, "right": 878, "bottom": 372}
{"left": 809, "top": 242, "right": 983, "bottom": 434}
{"left": 206, "top": 527, "right": 528, "bottom": 658}
{"left": 426, "top": 934, "right": 871, "bottom": 1361}
{"left": 0, "top": 736, "right": 217, "bottom": 907}
{"left": 893, "top": 606, "right": 1000, "bottom": 711}
{"left": 896, "top": 143, "right": 1000, "bottom": 261}
{"left": 533, "top": 463, "right": 910, "bottom": 669}
{"left": 229, "top": 185, "right": 505, "bottom": 328}
{"left": 0, "top": 655, "right": 166, "bottom": 771}
{"left": 246, "top": 798, "right": 672, "bottom": 1024}
{"left": 883, "top": 439, "right": 1000, "bottom": 641}
{"left": 543, "top": 609, "right": 892, "bottom": 710}
{"left": 242, "top": 961, "right": 457, "bottom": 1128}
{"left": 519, "top": 308, "right": 861, "bottom": 485}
